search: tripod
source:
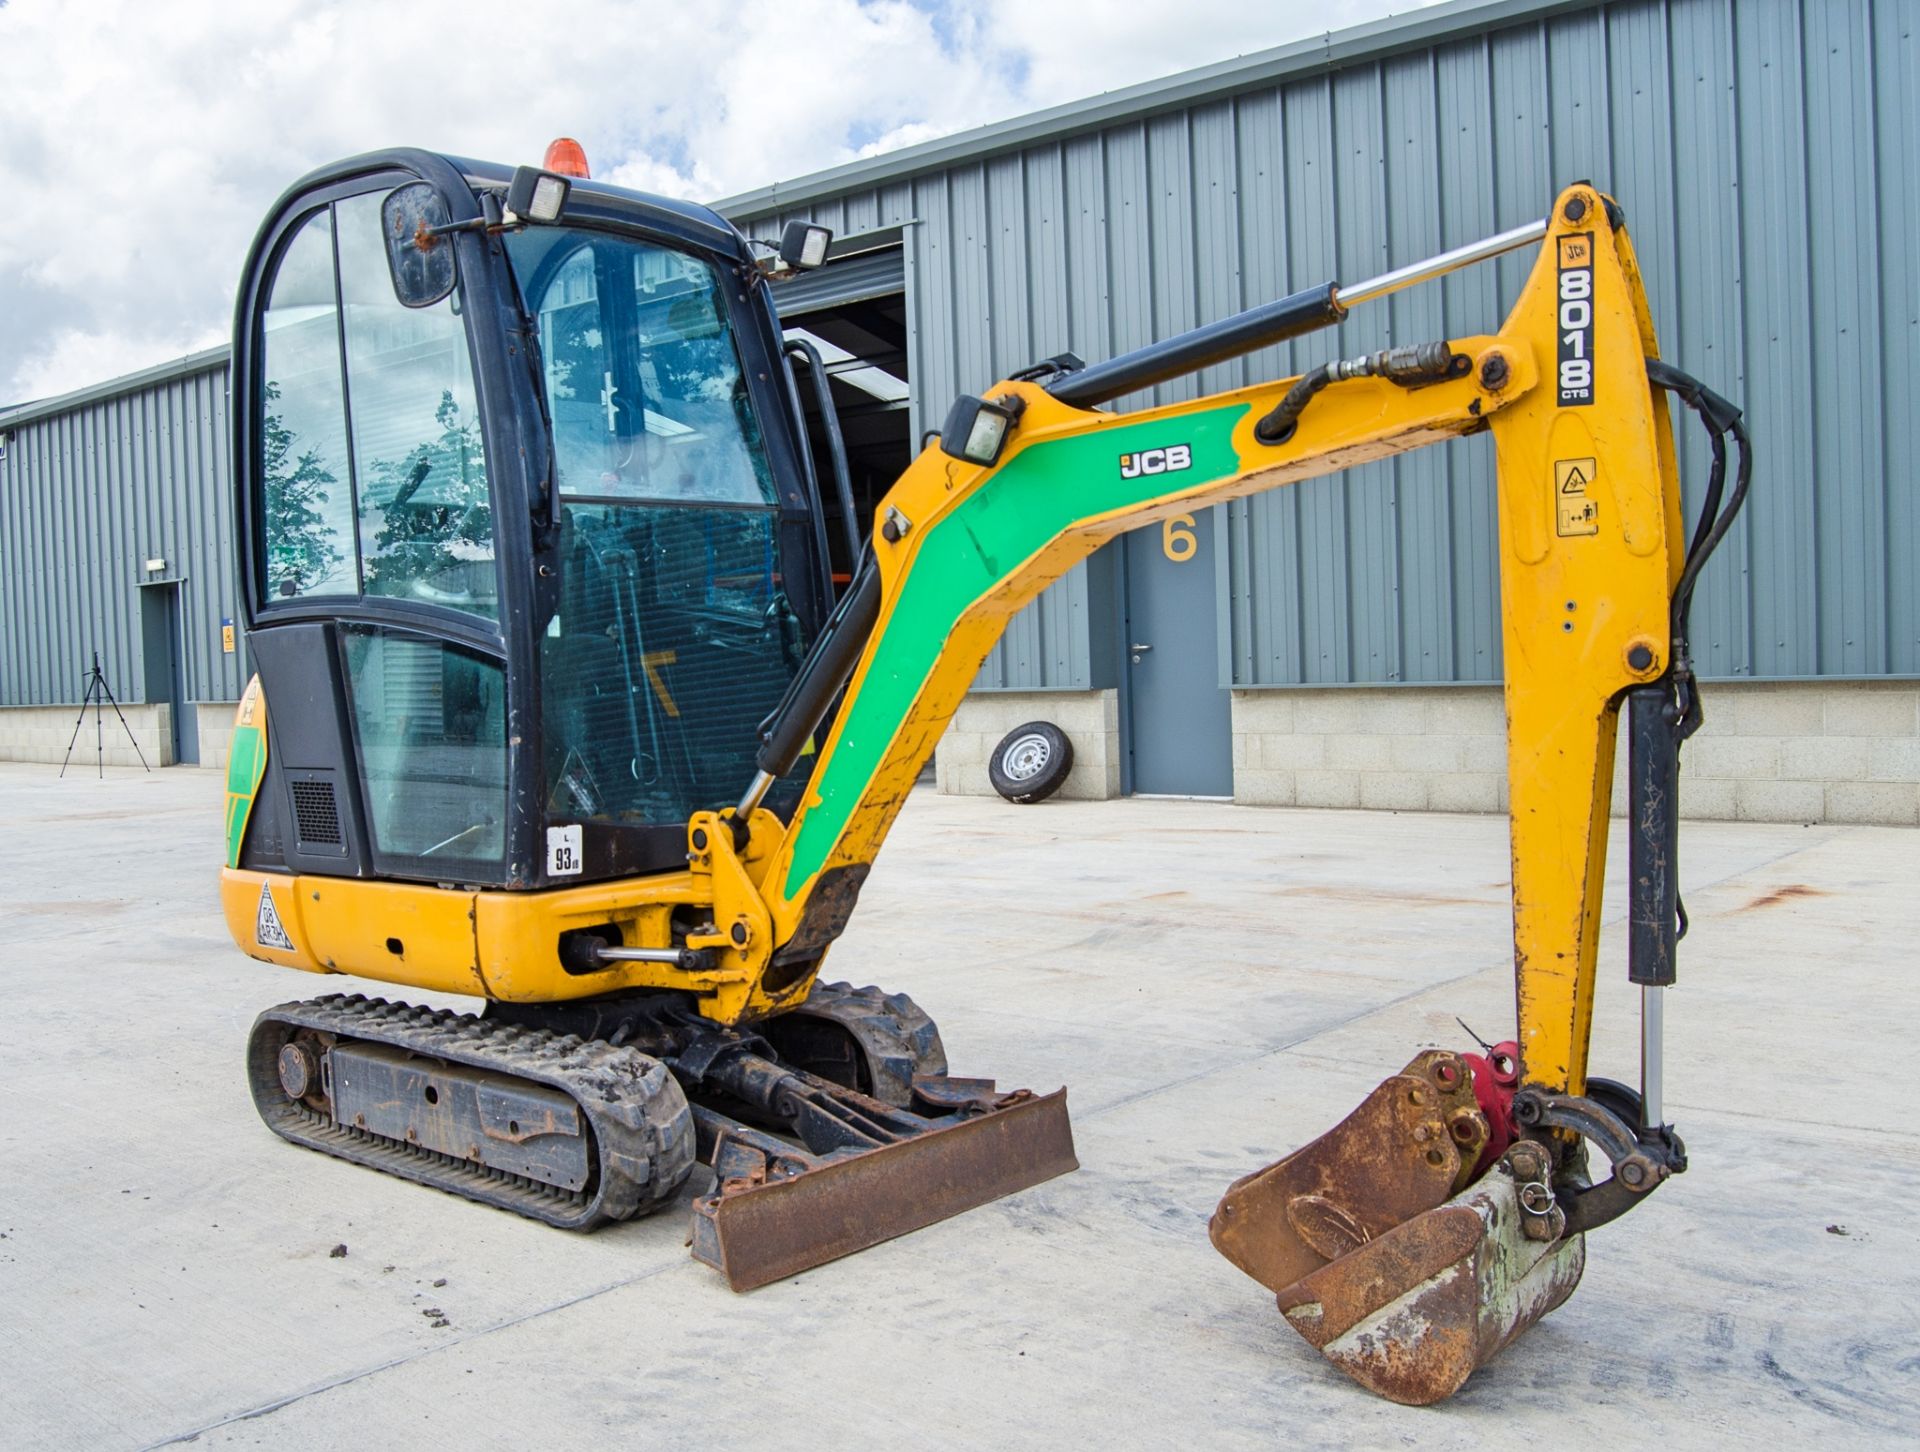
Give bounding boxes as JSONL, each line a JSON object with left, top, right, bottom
{"left": 60, "top": 651, "right": 152, "bottom": 778}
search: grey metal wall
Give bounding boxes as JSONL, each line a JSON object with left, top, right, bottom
{"left": 0, "top": 357, "right": 246, "bottom": 708}
{"left": 727, "top": 0, "right": 1919, "bottom": 688}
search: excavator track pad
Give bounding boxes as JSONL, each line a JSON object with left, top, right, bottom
{"left": 248, "top": 996, "right": 697, "bottom": 1228}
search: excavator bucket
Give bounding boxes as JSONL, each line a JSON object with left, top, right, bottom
{"left": 1213, "top": 1054, "right": 1585, "bottom": 1405}
{"left": 1210, "top": 1051, "right": 1487, "bottom": 1291}
{"left": 1273, "top": 1143, "right": 1585, "bottom": 1405}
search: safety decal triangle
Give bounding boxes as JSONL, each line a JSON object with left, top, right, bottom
{"left": 256, "top": 884, "right": 294, "bottom": 951}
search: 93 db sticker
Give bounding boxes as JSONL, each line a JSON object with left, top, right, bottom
{"left": 256, "top": 884, "right": 294, "bottom": 951}
{"left": 547, "top": 824, "right": 584, "bottom": 877}
{"left": 1557, "top": 233, "right": 1595, "bottom": 407}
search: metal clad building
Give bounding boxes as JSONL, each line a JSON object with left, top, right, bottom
{"left": 721, "top": 0, "right": 1917, "bottom": 692}
{"left": 3, "top": 0, "right": 1916, "bottom": 818}
{"left": 0, "top": 348, "right": 245, "bottom": 763}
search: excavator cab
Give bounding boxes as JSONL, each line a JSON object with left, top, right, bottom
{"left": 230, "top": 148, "right": 833, "bottom": 895}
{"left": 221, "top": 144, "right": 1078, "bottom": 1292}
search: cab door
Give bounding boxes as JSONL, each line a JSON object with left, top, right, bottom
{"left": 241, "top": 179, "right": 515, "bottom": 887}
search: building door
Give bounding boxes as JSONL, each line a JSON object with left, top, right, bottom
{"left": 139, "top": 582, "right": 194, "bottom": 764}
{"left": 1122, "top": 508, "right": 1231, "bottom": 796}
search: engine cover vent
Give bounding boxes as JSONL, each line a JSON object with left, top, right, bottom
{"left": 289, "top": 778, "right": 343, "bottom": 847}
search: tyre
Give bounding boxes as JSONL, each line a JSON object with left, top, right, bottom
{"left": 988, "top": 721, "right": 1074, "bottom": 803}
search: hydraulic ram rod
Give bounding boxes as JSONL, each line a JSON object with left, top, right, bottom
{"left": 1045, "top": 218, "right": 1548, "bottom": 410}
{"left": 1334, "top": 218, "right": 1549, "bottom": 308}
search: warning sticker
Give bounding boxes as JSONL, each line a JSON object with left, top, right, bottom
{"left": 256, "top": 884, "right": 294, "bottom": 951}
{"left": 1554, "top": 457, "right": 1599, "bottom": 536}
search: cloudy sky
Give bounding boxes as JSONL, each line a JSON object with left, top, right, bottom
{"left": 1, "top": 0, "right": 1439, "bottom": 406}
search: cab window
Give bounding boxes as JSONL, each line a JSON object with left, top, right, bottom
{"left": 506, "top": 231, "right": 774, "bottom": 506}
{"left": 258, "top": 210, "right": 357, "bottom": 601}
{"left": 253, "top": 187, "right": 496, "bottom": 621}
{"left": 506, "top": 228, "right": 811, "bottom": 829}
{"left": 336, "top": 191, "right": 496, "bottom": 618}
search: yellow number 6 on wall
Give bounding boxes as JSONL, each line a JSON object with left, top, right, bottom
{"left": 1161, "top": 514, "right": 1197, "bottom": 562}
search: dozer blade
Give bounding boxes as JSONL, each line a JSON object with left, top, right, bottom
{"left": 1210, "top": 1050, "right": 1487, "bottom": 1292}
{"left": 690, "top": 1087, "right": 1076, "bottom": 1291}
{"left": 1273, "top": 1142, "right": 1585, "bottom": 1405}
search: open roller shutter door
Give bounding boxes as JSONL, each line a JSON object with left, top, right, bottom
{"left": 771, "top": 247, "right": 904, "bottom": 318}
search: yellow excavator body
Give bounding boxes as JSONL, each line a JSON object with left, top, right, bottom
{"left": 220, "top": 150, "right": 1744, "bottom": 1401}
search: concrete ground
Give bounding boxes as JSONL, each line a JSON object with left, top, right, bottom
{"left": 2, "top": 764, "right": 1916, "bottom": 1450}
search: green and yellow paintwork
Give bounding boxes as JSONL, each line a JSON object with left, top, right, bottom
{"left": 221, "top": 185, "right": 1682, "bottom": 1096}
{"left": 225, "top": 676, "right": 269, "bottom": 869}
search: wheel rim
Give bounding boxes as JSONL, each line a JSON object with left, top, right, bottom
{"left": 1002, "top": 732, "right": 1052, "bottom": 781}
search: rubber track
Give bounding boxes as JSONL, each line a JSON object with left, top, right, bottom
{"left": 248, "top": 994, "right": 695, "bottom": 1230}
{"left": 784, "top": 981, "right": 949, "bottom": 1106}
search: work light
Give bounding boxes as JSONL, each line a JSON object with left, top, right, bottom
{"left": 505, "top": 166, "right": 570, "bottom": 224}
{"left": 939, "top": 394, "right": 1019, "bottom": 466}
{"left": 778, "top": 221, "right": 833, "bottom": 270}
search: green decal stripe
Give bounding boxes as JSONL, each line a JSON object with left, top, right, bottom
{"left": 785, "top": 405, "right": 1248, "bottom": 892}
{"left": 225, "top": 722, "right": 267, "bottom": 868}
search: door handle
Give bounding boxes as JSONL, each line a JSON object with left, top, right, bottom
{"left": 1130, "top": 643, "right": 1153, "bottom": 652}
{"left": 1130, "top": 642, "right": 1152, "bottom": 664}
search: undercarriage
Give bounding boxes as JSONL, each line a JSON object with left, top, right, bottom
{"left": 247, "top": 982, "right": 1077, "bottom": 1288}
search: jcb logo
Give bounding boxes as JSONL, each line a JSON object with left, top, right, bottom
{"left": 1119, "top": 443, "right": 1192, "bottom": 479}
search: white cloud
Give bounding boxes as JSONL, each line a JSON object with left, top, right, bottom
{"left": 0, "top": 0, "right": 1432, "bottom": 404}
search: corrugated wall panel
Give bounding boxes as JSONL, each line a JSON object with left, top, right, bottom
{"left": 1879, "top": 0, "right": 1920, "bottom": 673}
{"left": 0, "top": 363, "right": 241, "bottom": 709}
{"left": 732, "top": 0, "right": 1912, "bottom": 690}
{"left": 9, "top": 0, "right": 1906, "bottom": 710}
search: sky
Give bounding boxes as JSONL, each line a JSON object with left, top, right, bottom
{"left": 0, "top": 0, "right": 1442, "bottom": 406}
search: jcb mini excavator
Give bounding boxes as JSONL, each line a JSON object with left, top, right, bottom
{"left": 220, "top": 139, "right": 1747, "bottom": 1404}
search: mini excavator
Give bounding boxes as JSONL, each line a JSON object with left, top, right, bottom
{"left": 220, "top": 140, "right": 1748, "bottom": 1404}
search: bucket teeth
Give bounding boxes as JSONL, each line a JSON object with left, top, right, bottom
{"left": 1273, "top": 1147, "right": 1586, "bottom": 1406}
{"left": 1209, "top": 1051, "right": 1485, "bottom": 1292}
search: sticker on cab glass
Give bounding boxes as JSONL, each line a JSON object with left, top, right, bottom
{"left": 256, "top": 884, "right": 294, "bottom": 951}
{"left": 1557, "top": 233, "right": 1595, "bottom": 407}
{"left": 548, "top": 824, "right": 584, "bottom": 877}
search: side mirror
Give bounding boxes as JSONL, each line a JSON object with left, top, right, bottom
{"left": 381, "top": 183, "right": 459, "bottom": 309}
{"left": 777, "top": 221, "right": 833, "bottom": 270}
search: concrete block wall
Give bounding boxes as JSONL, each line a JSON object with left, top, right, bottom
{"left": 197, "top": 701, "right": 240, "bottom": 771}
{"left": 0, "top": 703, "right": 175, "bottom": 767}
{"left": 1232, "top": 680, "right": 1920, "bottom": 825}
{"left": 937, "top": 689, "right": 1121, "bottom": 800}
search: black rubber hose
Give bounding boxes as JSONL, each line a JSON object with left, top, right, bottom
{"left": 1252, "top": 342, "right": 1459, "bottom": 446}
{"left": 1252, "top": 366, "right": 1332, "bottom": 445}
{"left": 785, "top": 337, "right": 862, "bottom": 565}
